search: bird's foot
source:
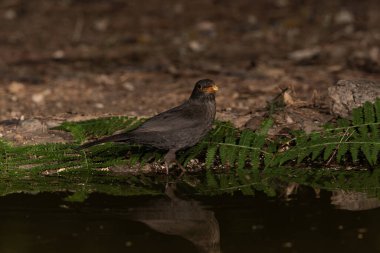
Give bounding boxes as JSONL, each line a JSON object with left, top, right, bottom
{"left": 175, "top": 162, "right": 186, "bottom": 179}
{"left": 163, "top": 161, "right": 186, "bottom": 177}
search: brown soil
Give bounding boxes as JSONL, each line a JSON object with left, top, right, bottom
{"left": 1, "top": 0, "right": 380, "bottom": 130}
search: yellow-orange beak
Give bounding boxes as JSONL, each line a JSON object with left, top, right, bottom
{"left": 202, "top": 84, "right": 219, "bottom": 93}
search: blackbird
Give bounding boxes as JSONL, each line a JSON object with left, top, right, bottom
{"left": 79, "top": 79, "right": 218, "bottom": 172}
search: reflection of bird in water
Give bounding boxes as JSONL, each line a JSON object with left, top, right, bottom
{"left": 128, "top": 184, "right": 221, "bottom": 253}
{"left": 78, "top": 79, "right": 218, "bottom": 173}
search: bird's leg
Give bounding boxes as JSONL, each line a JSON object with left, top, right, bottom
{"left": 176, "top": 164, "right": 186, "bottom": 179}
{"left": 163, "top": 149, "right": 186, "bottom": 175}
{"left": 163, "top": 149, "right": 176, "bottom": 174}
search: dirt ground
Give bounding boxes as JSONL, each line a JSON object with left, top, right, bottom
{"left": 1, "top": 0, "right": 380, "bottom": 127}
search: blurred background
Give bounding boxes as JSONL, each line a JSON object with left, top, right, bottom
{"left": 1, "top": 0, "right": 380, "bottom": 121}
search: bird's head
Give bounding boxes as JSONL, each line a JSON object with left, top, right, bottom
{"left": 190, "top": 79, "right": 218, "bottom": 100}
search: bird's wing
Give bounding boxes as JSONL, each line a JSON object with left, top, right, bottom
{"left": 133, "top": 102, "right": 199, "bottom": 133}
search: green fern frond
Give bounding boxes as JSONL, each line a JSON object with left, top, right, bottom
{"left": 337, "top": 118, "right": 350, "bottom": 128}
{"left": 263, "top": 141, "right": 277, "bottom": 168}
{"left": 250, "top": 139, "right": 263, "bottom": 169}
{"left": 219, "top": 126, "right": 237, "bottom": 166}
{"left": 364, "top": 101, "right": 375, "bottom": 124}
{"left": 180, "top": 142, "right": 207, "bottom": 166}
{"left": 310, "top": 133, "right": 324, "bottom": 160}
{"left": 371, "top": 144, "right": 380, "bottom": 165}
{"left": 237, "top": 171, "right": 255, "bottom": 195}
{"left": 375, "top": 98, "right": 380, "bottom": 122}
{"left": 252, "top": 119, "right": 273, "bottom": 169}
{"left": 206, "top": 170, "right": 218, "bottom": 189}
{"left": 225, "top": 130, "right": 239, "bottom": 166}
{"left": 349, "top": 143, "right": 360, "bottom": 162}
{"left": 205, "top": 144, "right": 218, "bottom": 169}
{"left": 361, "top": 143, "right": 372, "bottom": 165}
{"left": 336, "top": 142, "right": 349, "bottom": 163}
{"left": 257, "top": 118, "right": 274, "bottom": 135}
{"left": 352, "top": 107, "right": 364, "bottom": 125}
{"left": 237, "top": 130, "right": 255, "bottom": 170}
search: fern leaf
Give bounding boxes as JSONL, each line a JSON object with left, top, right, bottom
{"left": 323, "top": 144, "right": 336, "bottom": 161}
{"left": 349, "top": 143, "right": 360, "bottom": 162}
{"left": 352, "top": 107, "right": 368, "bottom": 137}
{"left": 375, "top": 98, "right": 380, "bottom": 122}
{"left": 297, "top": 149, "right": 310, "bottom": 164}
{"left": 257, "top": 118, "right": 274, "bottom": 135}
{"left": 237, "top": 169, "right": 254, "bottom": 195}
{"left": 219, "top": 174, "right": 230, "bottom": 192}
{"left": 370, "top": 144, "right": 379, "bottom": 165}
{"left": 352, "top": 107, "right": 364, "bottom": 125}
{"left": 251, "top": 136, "right": 264, "bottom": 169}
{"left": 181, "top": 142, "right": 207, "bottom": 166}
{"left": 311, "top": 146, "right": 324, "bottom": 160}
{"left": 263, "top": 142, "right": 277, "bottom": 168}
{"left": 296, "top": 134, "right": 308, "bottom": 146}
{"left": 279, "top": 149, "right": 298, "bottom": 165}
{"left": 206, "top": 170, "right": 218, "bottom": 189}
{"left": 219, "top": 127, "right": 238, "bottom": 166}
{"left": 205, "top": 144, "right": 218, "bottom": 169}
{"left": 363, "top": 101, "right": 380, "bottom": 140}
{"left": 361, "top": 143, "right": 373, "bottom": 166}
{"left": 364, "top": 101, "right": 375, "bottom": 124}
{"left": 251, "top": 119, "right": 273, "bottom": 169}
{"left": 336, "top": 143, "right": 349, "bottom": 163}
{"left": 237, "top": 130, "right": 255, "bottom": 170}
{"left": 226, "top": 134, "right": 239, "bottom": 166}
{"left": 337, "top": 118, "right": 350, "bottom": 128}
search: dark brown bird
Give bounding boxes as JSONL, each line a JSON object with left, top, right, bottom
{"left": 79, "top": 79, "right": 218, "bottom": 172}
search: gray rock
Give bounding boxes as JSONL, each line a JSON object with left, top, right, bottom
{"left": 328, "top": 79, "right": 380, "bottom": 117}
{"left": 19, "top": 119, "right": 45, "bottom": 133}
{"left": 288, "top": 47, "right": 321, "bottom": 64}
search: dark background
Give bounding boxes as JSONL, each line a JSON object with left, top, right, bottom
{"left": 1, "top": 0, "right": 380, "bottom": 121}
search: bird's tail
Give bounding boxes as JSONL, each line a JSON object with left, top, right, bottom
{"left": 77, "top": 133, "right": 131, "bottom": 150}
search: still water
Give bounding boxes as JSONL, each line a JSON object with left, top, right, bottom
{"left": 0, "top": 184, "right": 379, "bottom": 253}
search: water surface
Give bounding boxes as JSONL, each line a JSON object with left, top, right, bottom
{"left": 1, "top": 183, "right": 380, "bottom": 253}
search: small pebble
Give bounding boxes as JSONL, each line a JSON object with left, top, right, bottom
{"left": 7, "top": 81, "right": 25, "bottom": 94}
{"left": 52, "top": 50, "right": 65, "bottom": 59}
{"left": 335, "top": 9, "right": 354, "bottom": 25}
{"left": 275, "top": 0, "right": 288, "bottom": 7}
{"left": 196, "top": 21, "right": 216, "bottom": 36}
{"left": 94, "top": 103, "right": 104, "bottom": 109}
{"left": 94, "top": 18, "right": 109, "bottom": 32}
{"left": 289, "top": 47, "right": 321, "bottom": 63}
{"left": 188, "top": 40, "right": 203, "bottom": 52}
{"left": 247, "top": 15, "right": 258, "bottom": 25}
{"left": 32, "top": 93, "right": 45, "bottom": 104}
{"left": 173, "top": 3, "right": 183, "bottom": 14}
{"left": 4, "top": 9, "right": 17, "bottom": 20}
{"left": 282, "top": 242, "right": 293, "bottom": 248}
{"left": 122, "top": 82, "right": 135, "bottom": 91}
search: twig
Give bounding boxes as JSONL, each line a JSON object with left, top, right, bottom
{"left": 326, "top": 128, "right": 354, "bottom": 165}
